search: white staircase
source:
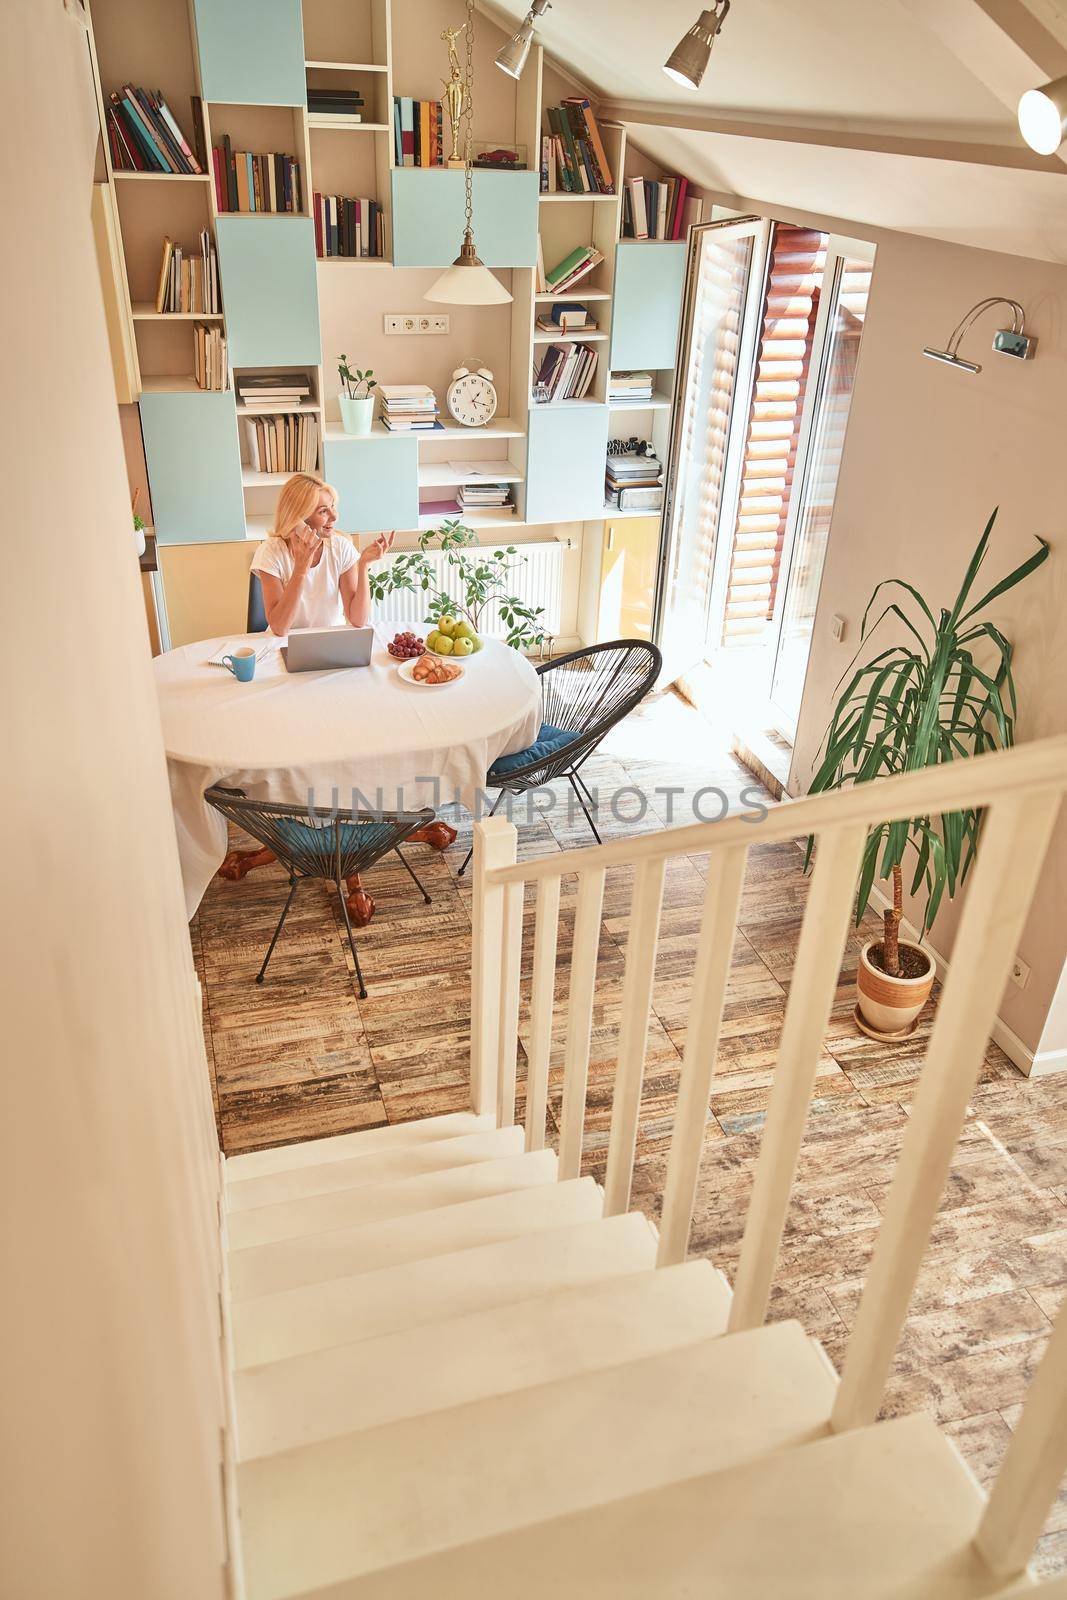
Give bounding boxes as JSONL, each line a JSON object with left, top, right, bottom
{"left": 218, "top": 739, "right": 1067, "bottom": 1599}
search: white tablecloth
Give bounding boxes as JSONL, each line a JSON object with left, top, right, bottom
{"left": 153, "top": 627, "right": 542, "bottom": 917}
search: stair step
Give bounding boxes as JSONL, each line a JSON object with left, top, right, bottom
{"left": 224, "top": 1111, "right": 494, "bottom": 1183}
{"left": 229, "top": 1162, "right": 590, "bottom": 1300}
{"left": 235, "top": 1261, "right": 733, "bottom": 1460}
{"left": 232, "top": 1210, "right": 656, "bottom": 1368}
{"left": 328, "top": 1414, "right": 991, "bottom": 1600}
{"left": 227, "top": 1126, "right": 526, "bottom": 1219}
{"left": 238, "top": 1319, "right": 837, "bottom": 1599}
{"left": 227, "top": 1144, "right": 552, "bottom": 1255}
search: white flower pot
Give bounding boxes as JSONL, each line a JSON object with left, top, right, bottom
{"left": 856, "top": 938, "right": 935, "bottom": 1037}
{"left": 339, "top": 394, "right": 375, "bottom": 436}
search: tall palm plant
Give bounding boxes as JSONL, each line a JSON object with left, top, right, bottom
{"left": 808, "top": 511, "right": 1049, "bottom": 976}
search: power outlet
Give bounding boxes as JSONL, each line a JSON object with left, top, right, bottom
{"left": 1010, "top": 956, "right": 1031, "bottom": 990}
{"left": 384, "top": 313, "right": 450, "bottom": 335}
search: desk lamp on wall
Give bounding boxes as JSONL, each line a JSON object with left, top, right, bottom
{"left": 923, "top": 298, "right": 1038, "bottom": 375}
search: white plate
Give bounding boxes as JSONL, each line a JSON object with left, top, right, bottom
{"left": 396, "top": 658, "right": 466, "bottom": 688}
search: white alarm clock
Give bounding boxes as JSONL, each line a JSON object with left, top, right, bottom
{"left": 446, "top": 363, "right": 498, "bottom": 427}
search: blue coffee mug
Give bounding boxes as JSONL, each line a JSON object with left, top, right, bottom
{"left": 222, "top": 648, "right": 256, "bottom": 682}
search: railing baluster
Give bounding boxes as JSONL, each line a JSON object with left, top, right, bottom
{"left": 603, "top": 858, "right": 667, "bottom": 1216}
{"left": 657, "top": 844, "right": 747, "bottom": 1266}
{"left": 976, "top": 1290, "right": 1067, "bottom": 1578}
{"left": 525, "top": 875, "right": 561, "bottom": 1153}
{"left": 728, "top": 821, "right": 868, "bottom": 1332}
{"left": 558, "top": 866, "right": 606, "bottom": 1181}
{"left": 832, "top": 790, "right": 1063, "bottom": 1432}
{"left": 496, "top": 879, "right": 523, "bottom": 1129}
{"left": 469, "top": 818, "right": 519, "bottom": 1118}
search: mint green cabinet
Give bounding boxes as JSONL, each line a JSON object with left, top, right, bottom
{"left": 525, "top": 405, "right": 609, "bottom": 525}
{"left": 140, "top": 391, "right": 245, "bottom": 544}
{"left": 325, "top": 436, "right": 419, "bottom": 534}
{"left": 610, "top": 242, "right": 687, "bottom": 371}
{"left": 192, "top": 0, "right": 306, "bottom": 106}
{"left": 391, "top": 171, "right": 539, "bottom": 268}
{"left": 216, "top": 217, "right": 321, "bottom": 368}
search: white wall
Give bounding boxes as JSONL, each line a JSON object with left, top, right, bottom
{"left": 1, "top": 5, "right": 226, "bottom": 1594}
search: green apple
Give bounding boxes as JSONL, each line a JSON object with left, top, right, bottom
{"left": 437, "top": 615, "right": 457, "bottom": 636}
{"left": 454, "top": 620, "right": 475, "bottom": 641}
{"left": 452, "top": 637, "right": 474, "bottom": 657}
{"left": 469, "top": 635, "right": 484, "bottom": 652}
{"left": 433, "top": 634, "right": 454, "bottom": 655}
{"left": 425, "top": 630, "right": 441, "bottom": 652}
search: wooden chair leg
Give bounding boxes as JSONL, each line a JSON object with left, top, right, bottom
{"left": 344, "top": 872, "right": 376, "bottom": 927}
{"left": 218, "top": 846, "right": 276, "bottom": 881}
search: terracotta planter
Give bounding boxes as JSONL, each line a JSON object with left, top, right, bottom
{"left": 856, "top": 938, "right": 934, "bottom": 1036}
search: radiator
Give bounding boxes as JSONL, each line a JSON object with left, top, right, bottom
{"left": 373, "top": 540, "right": 564, "bottom": 636}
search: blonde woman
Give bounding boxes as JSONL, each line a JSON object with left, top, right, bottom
{"left": 250, "top": 472, "right": 394, "bottom": 636}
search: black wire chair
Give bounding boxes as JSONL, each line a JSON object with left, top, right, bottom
{"left": 205, "top": 787, "right": 434, "bottom": 996}
{"left": 457, "top": 639, "right": 662, "bottom": 875}
{"left": 247, "top": 572, "right": 268, "bottom": 633}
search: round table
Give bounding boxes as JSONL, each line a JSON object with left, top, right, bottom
{"left": 153, "top": 626, "right": 542, "bottom": 918}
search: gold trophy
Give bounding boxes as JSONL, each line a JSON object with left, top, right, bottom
{"left": 441, "top": 22, "right": 467, "bottom": 169}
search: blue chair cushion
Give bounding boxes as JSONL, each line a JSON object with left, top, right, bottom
{"left": 489, "top": 722, "right": 577, "bottom": 778}
{"left": 272, "top": 817, "right": 397, "bottom": 862}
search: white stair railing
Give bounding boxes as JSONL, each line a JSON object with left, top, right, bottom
{"left": 470, "top": 733, "right": 1067, "bottom": 1580}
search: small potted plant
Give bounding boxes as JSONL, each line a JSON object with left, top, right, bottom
{"left": 808, "top": 511, "right": 1049, "bottom": 1039}
{"left": 367, "top": 520, "right": 546, "bottom": 651}
{"left": 337, "top": 355, "right": 377, "bottom": 436}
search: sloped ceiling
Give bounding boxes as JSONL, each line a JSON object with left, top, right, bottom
{"left": 480, "top": 0, "right": 1067, "bottom": 262}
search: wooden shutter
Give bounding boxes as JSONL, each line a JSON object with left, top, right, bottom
{"left": 720, "top": 226, "right": 827, "bottom": 644}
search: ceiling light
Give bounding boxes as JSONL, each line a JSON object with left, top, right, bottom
{"left": 663, "top": 3, "right": 730, "bottom": 91}
{"left": 1018, "top": 76, "right": 1067, "bottom": 155}
{"left": 496, "top": 0, "right": 551, "bottom": 80}
{"left": 923, "top": 297, "right": 1036, "bottom": 375}
{"left": 427, "top": 0, "right": 513, "bottom": 307}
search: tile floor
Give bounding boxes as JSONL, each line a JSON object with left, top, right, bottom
{"left": 192, "top": 688, "right": 1067, "bottom": 1574}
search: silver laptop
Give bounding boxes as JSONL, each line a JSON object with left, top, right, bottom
{"left": 281, "top": 626, "right": 374, "bottom": 672}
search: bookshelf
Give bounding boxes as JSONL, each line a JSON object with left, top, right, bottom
{"left": 87, "top": 0, "right": 701, "bottom": 645}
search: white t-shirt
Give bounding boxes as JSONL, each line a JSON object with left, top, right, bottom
{"left": 250, "top": 534, "right": 359, "bottom": 631}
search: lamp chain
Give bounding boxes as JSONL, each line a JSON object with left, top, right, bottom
{"left": 463, "top": 0, "right": 475, "bottom": 238}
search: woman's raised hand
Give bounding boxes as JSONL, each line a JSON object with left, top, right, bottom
{"left": 359, "top": 530, "right": 395, "bottom": 566}
{"left": 290, "top": 520, "right": 321, "bottom": 570}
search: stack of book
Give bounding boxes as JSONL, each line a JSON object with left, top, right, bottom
{"left": 313, "top": 194, "right": 385, "bottom": 258}
{"left": 194, "top": 325, "right": 227, "bottom": 392}
{"left": 106, "top": 86, "right": 203, "bottom": 174}
{"left": 457, "top": 482, "right": 515, "bottom": 516}
{"left": 608, "top": 371, "right": 654, "bottom": 404}
{"left": 536, "top": 242, "right": 605, "bottom": 295}
{"left": 540, "top": 98, "right": 613, "bottom": 193}
{"left": 622, "top": 175, "right": 703, "bottom": 240}
{"left": 307, "top": 87, "right": 365, "bottom": 122}
{"left": 533, "top": 343, "right": 598, "bottom": 402}
{"left": 392, "top": 98, "right": 445, "bottom": 166}
{"left": 236, "top": 373, "right": 313, "bottom": 411}
{"left": 535, "top": 301, "right": 595, "bottom": 335}
{"left": 379, "top": 385, "right": 440, "bottom": 431}
{"left": 155, "top": 233, "right": 220, "bottom": 315}
{"left": 605, "top": 449, "right": 664, "bottom": 511}
{"left": 212, "top": 136, "right": 302, "bottom": 212}
{"left": 243, "top": 413, "right": 320, "bottom": 475}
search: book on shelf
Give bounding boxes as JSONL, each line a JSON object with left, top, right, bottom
{"left": 243, "top": 412, "right": 320, "bottom": 475}
{"left": 380, "top": 384, "right": 439, "bottom": 431}
{"left": 605, "top": 449, "right": 663, "bottom": 501}
{"left": 392, "top": 98, "right": 445, "bottom": 167}
{"left": 106, "top": 86, "right": 202, "bottom": 175}
{"left": 307, "top": 88, "right": 365, "bottom": 121}
{"left": 313, "top": 193, "right": 384, "bottom": 258}
{"left": 421, "top": 496, "right": 461, "bottom": 516}
{"left": 457, "top": 485, "right": 515, "bottom": 513}
{"left": 154, "top": 231, "right": 220, "bottom": 315}
{"left": 608, "top": 371, "right": 655, "bottom": 403}
{"left": 236, "top": 373, "right": 312, "bottom": 409}
{"left": 536, "top": 302, "right": 592, "bottom": 334}
{"left": 622, "top": 175, "right": 703, "bottom": 240}
{"left": 540, "top": 98, "right": 614, "bottom": 194}
{"left": 212, "top": 136, "right": 302, "bottom": 213}
{"left": 533, "top": 342, "right": 598, "bottom": 403}
{"left": 193, "top": 324, "right": 227, "bottom": 391}
{"left": 543, "top": 244, "right": 605, "bottom": 294}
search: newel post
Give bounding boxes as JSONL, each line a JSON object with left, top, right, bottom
{"left": 470, "top": 817, "right": 519, "bottom": 1118}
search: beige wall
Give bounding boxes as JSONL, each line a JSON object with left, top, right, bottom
{"left": 788, "top": 231, "right": 1067, "bottom": 1061}
{"left": 1, "top": 5, "right": 226, "bottom": 1595}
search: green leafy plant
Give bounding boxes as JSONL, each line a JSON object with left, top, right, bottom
{"left": 368, "top": 520, "right": 546, "bottom": 650}
{"left": 337, "top": 355, "right": 377, "bottom": 399}
{"left": 132, "top": 512, "right": 145, "bottom": 533}
{"left": 807, "top": 510, "right": 1049, "bottom": 976}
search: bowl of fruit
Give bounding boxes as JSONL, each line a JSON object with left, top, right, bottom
{"left": 425, "top": 616, "right": 484, "bottom": 660}
{"left": 387, "top": 630, "right": 426, "bottom": 662}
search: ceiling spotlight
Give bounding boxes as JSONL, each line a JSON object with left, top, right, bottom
{"left": 1018, "top": 75, "right": 1067, "bottom": 154}
{"left": 663, "top": 3, "right": 731, "bottom": 90}
{"left": 496, "top": 0, "right": 551, "bottom": 80}
{"left": 923, "top": 297, "right": 1037, "bottom": 375}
